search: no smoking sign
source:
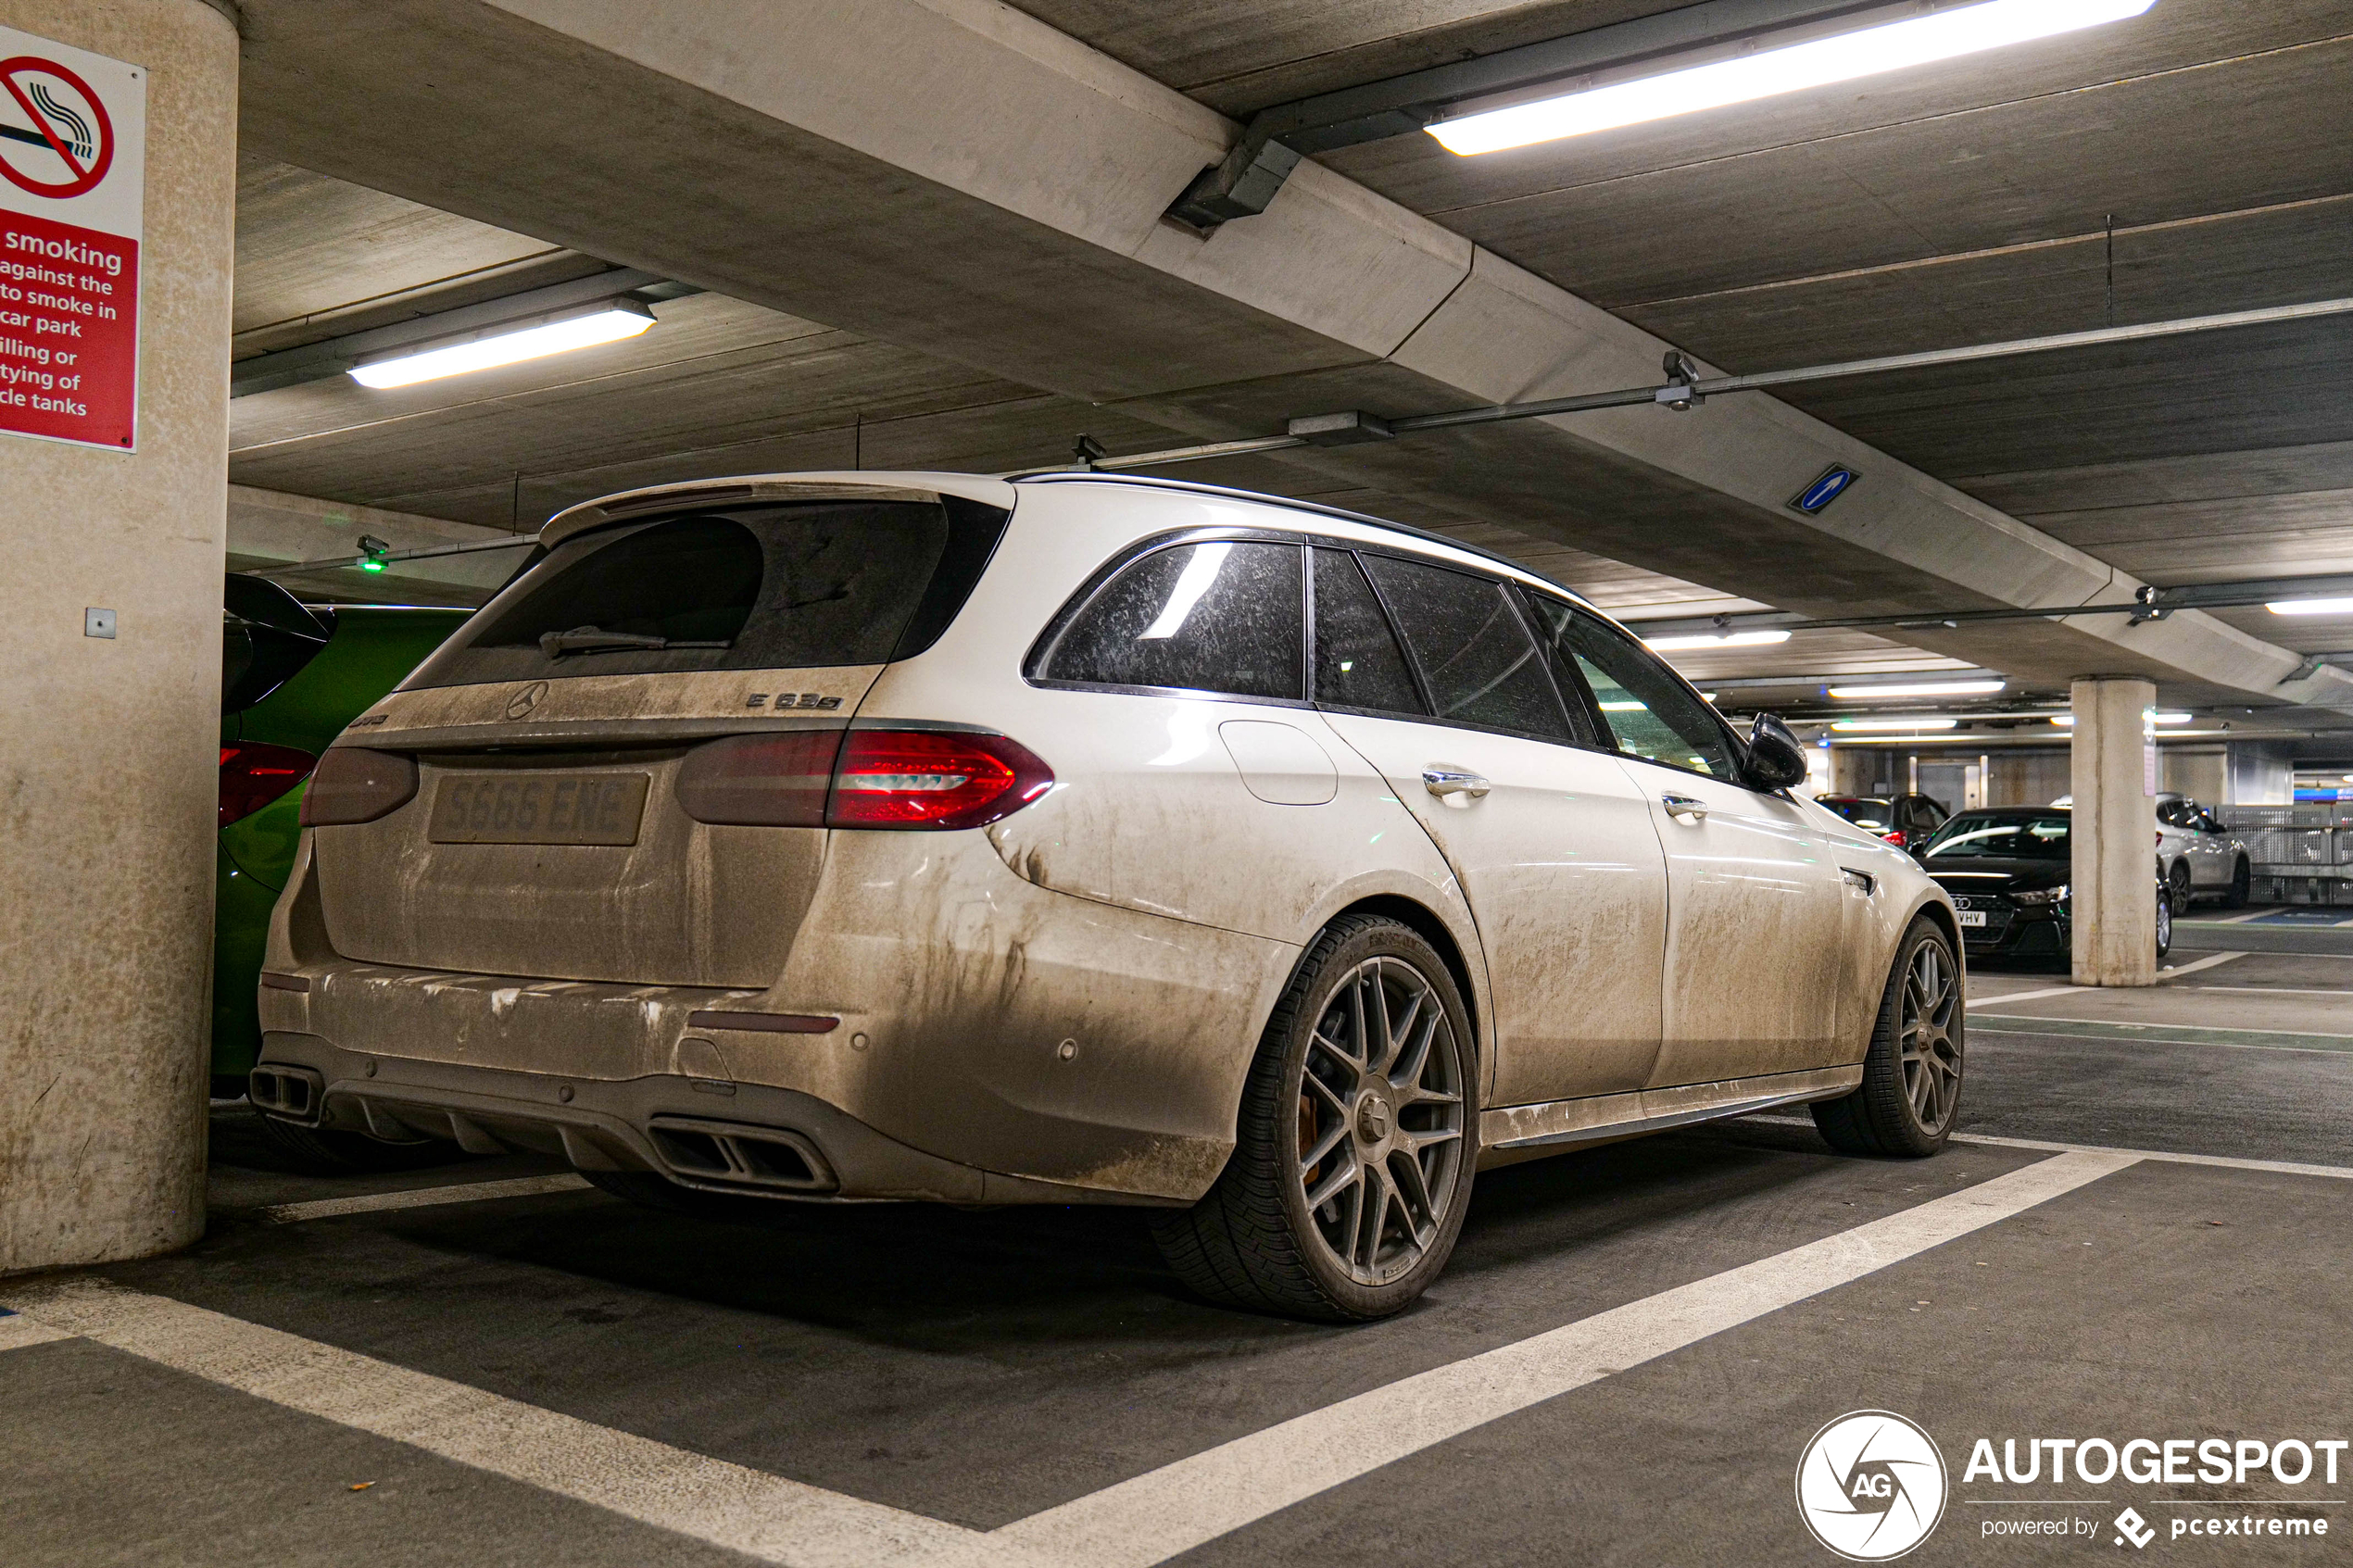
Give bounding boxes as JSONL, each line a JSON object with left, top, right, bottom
{"left": 0, "top": 24, "right": 144, "bottom": 451}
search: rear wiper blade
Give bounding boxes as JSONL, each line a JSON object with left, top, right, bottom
{"left": 538, "top": 625, "right": 731, "bottom": 656}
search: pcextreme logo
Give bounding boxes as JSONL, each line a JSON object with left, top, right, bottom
{"left": 1797, "top": 1411, "right": 1950, "bottom": 1561}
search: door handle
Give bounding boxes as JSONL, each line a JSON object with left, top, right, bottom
{"left": 1423, "top": 767, "right": 1491, "bottom": 800}
{"left": 1661, "top": 793, "right": 1709, "bottom": 822}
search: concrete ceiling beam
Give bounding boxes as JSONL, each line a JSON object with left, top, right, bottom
{"left": 234, "top": 0, "right": 2340, "bottom": 708}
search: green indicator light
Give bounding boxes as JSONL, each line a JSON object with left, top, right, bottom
{"left": 359, "top": 558, "right": 386, "bottom": 573}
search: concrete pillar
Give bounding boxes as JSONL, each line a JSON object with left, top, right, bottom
{"left": 0, "top": 0, "right": 237, "bottom": 1270}
{"left": 2070, "top": 677, "right": 2158, "bottom": 987}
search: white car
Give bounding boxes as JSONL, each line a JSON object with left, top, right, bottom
{"left": 2156, "top": 794, "right": 2251, "bottom": 912}
{"left": 250, "top": 472, "right": 1961, "bottom": 1320}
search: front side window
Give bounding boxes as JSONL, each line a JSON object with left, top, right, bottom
{"left": 1358, "top": 554, "right": 1572, "bottom": 742}
{"left": 1521, "top": 593, "right": 1739, "bottom": 779}
{"left": 1040, "top": 540, "right": 1304, "bottom": 701}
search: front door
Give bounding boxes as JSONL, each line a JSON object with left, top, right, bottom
{"left": 1315, "top": 549, "right": 1668, "bottom": 1106}
{"left": 1520, "top": 595, "right": 1853, "bottom": 1087}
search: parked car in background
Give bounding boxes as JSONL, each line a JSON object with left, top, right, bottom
{"left": 1919, "top": 806, "right": 2171, "bottom": 965}
{"left": 2155, "top": 793, "right": 2251, "bottom": 912}
{"left": 1814, "top": 793, "right": 1949, "bottom": 853}
{"left": 219, "top": 576, "right": 470, "bottom": 1168}
{"left": 247, "top": 471, "right": 1963, "bottom": 1321}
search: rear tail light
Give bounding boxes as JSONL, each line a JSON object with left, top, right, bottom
{"left": 220, "top": 742, "right": 316, "bottom": 828}
{"left": 675, "top": 727, "right": 1052, "bottom": 832}
{"left": 300, "top": 747, "right": 419, "bottom": 826}
{"left": 828, "top": 730, "right": 1053, "bottom": 830}
{"left": 676, "top": 731, "right": 842, "bottom": 826}
{"left": 1882, "top": 829, "right": 1907, "bottom": 847}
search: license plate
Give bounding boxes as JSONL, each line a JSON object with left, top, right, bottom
{"left": 428, "top": 772, "right": 650, "bottom": 846}
{"left": 1957, "top": 909, "right": 1989, "bottom": 928}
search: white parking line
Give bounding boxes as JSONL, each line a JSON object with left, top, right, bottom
{"left": 2197, "top": 985, "right": 2353, "bottom": 997}
{"left": 1743, "top": 1116, "right": 2353, "bottom": 1181}
{"left": 10, "top": 1153, "right": 2134, "bottom": 1568}
{"left": 990, "top": 1151, "right": 2134, "bottom": 1568}
{"left": 2164, "top": 949, "right": 2249, "bottom": 978}
{"left": 0, "top": 1311, "right": 74, "bottom": 1353}
{"left": 1969, "top": 984, "right": 2085, "bottom": 1006}
{"left": 256, "top": 1173, "right": 594, "bottom": 1223}
{"left": 0, "top": 1280, "right": 1029, "bottom": 1568}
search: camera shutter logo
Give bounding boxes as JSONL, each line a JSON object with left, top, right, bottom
{"left": 1795, "top": 1411, "right": 1948, "bottom": 1561}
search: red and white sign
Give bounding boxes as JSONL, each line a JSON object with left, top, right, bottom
{"left": 0, "top": 25, "right": 143, "bottom": 452}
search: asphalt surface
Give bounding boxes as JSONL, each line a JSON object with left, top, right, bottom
{"left": 6, "top": 911, "right": 2350, "bottom": 1566}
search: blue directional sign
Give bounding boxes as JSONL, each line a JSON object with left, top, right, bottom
{"left": 1791, "top": 465, "right": 1859, "bottom": 515}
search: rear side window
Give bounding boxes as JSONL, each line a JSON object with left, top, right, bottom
{"left": 1521, "top": 594, "right": 1739, "bottom": 779}
{"left": 1038, "top": 541, "right": 1304, "bottom": 701}
{"left": 404, "top": 499, "right": 1004, "bottom": 689}
{"left": 1311, "top": 548, "right": 1423, "bottom": 716}
{"left": 1359, "top": 554, "right": 1572, "bottom": 742}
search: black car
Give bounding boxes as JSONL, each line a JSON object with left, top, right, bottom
{"left": 1816, "top": 792, "right": 1948, "bottom": 853}
{"left": 1919, "top": 808, "right": 2171, "bottom": 964}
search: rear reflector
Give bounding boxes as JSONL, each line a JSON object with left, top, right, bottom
{"left": 675, "top": 726, "right": 1052, "bottom": 832}
{"left": 220, "top": 742, "right": 316, "bottom": 828}
{"left": 686, "top": 1010, "right": 837, "bottom": 1033}
{"left": 827, "top": 729, "right": 1052, "bottom": 830}
{"left": 300, "top": 747, "right": 419, "bottom": 827}
{"left": 676, "top": 730, "right": 841, "bottom": 827}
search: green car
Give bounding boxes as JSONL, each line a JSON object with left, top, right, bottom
{"left": 218, "top": 576, "right": 470, "bottom": 1165}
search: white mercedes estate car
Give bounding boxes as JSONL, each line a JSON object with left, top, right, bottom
{"left": 250, "top": 472, "right": 1963, "bottom": 1320}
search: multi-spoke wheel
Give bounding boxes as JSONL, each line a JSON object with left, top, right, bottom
{"left": 1894, "top": 939, "right": 1961, "bottom": 1136}
{"left": 1813, "top": 917, "right": 1964, "bottom": 1158}
{"left": 2167, "top": 860, "right": 2194, "bottom": 917}
{"left": 1294, "top": 956, "right": 1467, "bottom": 1286}
{"left": 1151, "top": 915, "right": 1477, "bottom": 1321}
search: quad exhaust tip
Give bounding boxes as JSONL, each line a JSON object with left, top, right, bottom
{"left": 248, "top": 1064, "right": 325, "bottom": 1126}
{"left": 647, "top": 1116, "right": 837, "bottom": 1193}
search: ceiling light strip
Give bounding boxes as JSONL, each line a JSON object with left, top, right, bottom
{"left": 1429, "top": 0, "right": 2156, "bottom": 156}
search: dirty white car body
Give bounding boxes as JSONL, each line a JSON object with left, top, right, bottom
{"left": 252, "top": 471, "right": 1958, "bottom": 1317}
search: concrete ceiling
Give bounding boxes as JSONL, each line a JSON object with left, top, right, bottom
{"left": 220, "top": 0, "right": 2353, "bottom": 729}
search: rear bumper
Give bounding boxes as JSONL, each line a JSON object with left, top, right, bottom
{"left": 257, "top": 827, "right": 1298, "bottom": 1204}
{"left": 254, "top": 1031, "right": 1176, "bottom": 1206}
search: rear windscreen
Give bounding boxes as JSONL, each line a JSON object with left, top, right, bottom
{"left": 402, "top": 498, "right": 1005, "bottom": 689}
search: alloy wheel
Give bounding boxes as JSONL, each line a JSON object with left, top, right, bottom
{"left": 1295, "top": 957, "right": 1466, "bottom": 1286}
{"left": 1898, "top": 939, "right": 1962, "bottom": 1134}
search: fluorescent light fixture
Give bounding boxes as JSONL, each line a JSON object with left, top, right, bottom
{"left": 1831, "top": 718, "right": 1958, "bottom": 732}
{"left": 1827, "top": 680, "right": 2006, "bottom": 698}
{"left": 1428, "top": 0, "right": 2156, "bottom": 157}
{"left": 350, "top": 302, "right": 657, "bottom": 389}
{"left": 2049, "top": 712, "right": 2192, "bottom": 726}
{"left": 1642, "top": 628, "right": 1793, "bottom": 651}
{"left": 2266, "top": 596, "right": 2353, "bottom": 616}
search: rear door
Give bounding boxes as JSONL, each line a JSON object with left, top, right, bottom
{"left": 1013, "top": 535, "right": 1427, "bottom": 941}
{"left": 1521, "top": 597, "right": 1851, "bottom": 1086}
{"left": 1315, "top": 549, "right": 1667, "bottom": 1107}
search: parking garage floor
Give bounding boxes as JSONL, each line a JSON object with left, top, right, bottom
{"left": 6, "top": 919, "right": 2350, "bottom": 1567}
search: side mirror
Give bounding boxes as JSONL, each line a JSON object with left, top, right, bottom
{"left": 1743, "top": 711, "right": 1809, "bottom": 791}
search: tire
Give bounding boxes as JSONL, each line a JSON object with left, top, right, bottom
{"left": 2222, "top": 858, "right": 2251, "bottom": 910}
{"left": 1812, "top": 917, "right": 1963, "bottom": 1159}
{"left": 2156, "top": 886, "right": 2173, "bottom": 960}
{"left": 1151, "top": 915, "right": 1477, "bottom": 1322}
{"left": 254, "top": 1113, "right": 466, "bottom": 1175}
{"left": 2167, "top": 860, "right": 2193, "bottom": 917}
